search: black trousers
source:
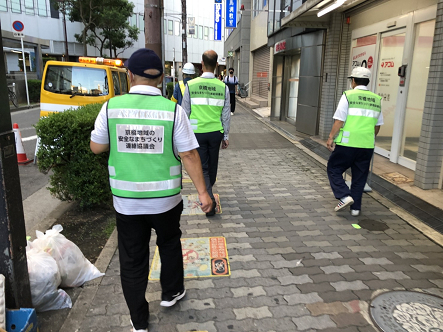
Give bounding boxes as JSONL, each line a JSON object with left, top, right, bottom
{"left": 195, "top": 131, "right": 224, "bottom": 201}
{"left": 116, "top": 200, "right": 184, "bottom": 330}
{"left": 229, "top": 93, "right": 236, "bottom": 113}
{"left": 327, "top": 145, "right": 373, "bottom": 211}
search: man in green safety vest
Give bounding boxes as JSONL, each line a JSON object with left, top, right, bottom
{"left": 326, "top": 67, "right": 384, "bottom": 217}
{"left": 90, "top": 48, "right": 212, "bottom": 332}
{"left": 171, "top": 62, "right": 195, "bottom": 105}
{"left": 182, "top": 50, "right": 231, "bottom": 217}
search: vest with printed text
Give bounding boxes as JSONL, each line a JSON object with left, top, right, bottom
{"left": 188, "top": 77, "right": 225, "bottom": 133}
{"left": 335, "top": 89, "right": 382, "bottom": 149}
{"left": 107, "top": 94, "right": 181, "bottom": 199}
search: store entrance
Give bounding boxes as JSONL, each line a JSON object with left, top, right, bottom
{"left": 351, "top": 7, "right": 436, "bottom": 170}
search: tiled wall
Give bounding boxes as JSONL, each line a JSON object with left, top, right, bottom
{"left": 415, "top": 0, "right": 443, "bottom": 189}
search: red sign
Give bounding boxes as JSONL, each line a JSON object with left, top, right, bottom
{"left": 368, "top": 56, "right": 373, "bottom": 69}
{"left": 257, "top": 72, "right": 268, "bottom": 78}
{"left": 381, "top": 61, "right": 395, "bottom": 68}
{"left": 12, "top": 21, "right": 24, "bottom": 32}
{"left": 275, "top": 40, "right": 286, "bottom": 54}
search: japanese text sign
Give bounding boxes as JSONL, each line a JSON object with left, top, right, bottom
{"left": 214, "top": 3, "right": 222, "bottom": 40}
{"left": 116, "top": 124, "right": 164, "bottom": 154}
{"left": 226, "top": 0, "right": 237, "bottom": 28}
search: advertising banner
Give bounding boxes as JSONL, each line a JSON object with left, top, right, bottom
{"left": 214, "top": 3, "right": 222, "bottom": 40}
{"left": 226, "top": 0, "right": 237, "bottom": 28}
{"left": 351, "top": 44, "right": 376, "bottom": 74}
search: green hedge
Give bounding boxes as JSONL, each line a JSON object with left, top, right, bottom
{"left": 166, "top": 82, "right": 174, "bottom": 99}
{"left": 27, "top": 79, "right": 41, "bottom": 102}
{"left": 35, "top": 103, "right": 111, "bottom": 209}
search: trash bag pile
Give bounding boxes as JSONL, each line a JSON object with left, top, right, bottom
{"left": 26, "top": 225, "right": 105, "bottom": 312}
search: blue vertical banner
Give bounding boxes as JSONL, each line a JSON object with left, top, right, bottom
{"left": 214, "top": 2, "right": 222, "bottom": 41}
{"left": 226, "top": 0, "right": 237, "bottom": 28}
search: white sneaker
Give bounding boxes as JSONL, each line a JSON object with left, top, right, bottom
{"left": 334, "top": 196, "right": 354, "bottom": 212}
{"left": 231, "top": 112, "right": 234, "bottom": 115}
{"left": 351, "top": 210, "right": 360, "bottom": 217}
{"left": 160, "top": 289, "right": 186, "bottom": 307}
{"left": 130, "top": 320, "right": 148, "bottom": 332}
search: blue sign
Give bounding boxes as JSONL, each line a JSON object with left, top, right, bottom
{"left": 12, "top": 21, "right": 24, "bottom": 32}
{"left": 226, "top": 0, "right": 237, "bottom": 28}
{"left": 214, "top": 3, "right": 222, "bottom": 41}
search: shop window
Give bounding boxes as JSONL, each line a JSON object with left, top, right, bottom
{"left": 210, "top": 27, "right": 214, "bottom": 41}
{"left": 168, "top": 20, "right": 173, "bottom": 35}
{"left": 164, "top": 19, "right": 167, "bottom": 34}
{"left": 267, "top": 0, "right": 275, "bottom": 35}
{"left": 204, "top": 27, "right": 209, "bottom": 40}
{"left": 0, "top": 0, "right": 7, "bottom": 12}
{"left": 37, "top": 0, "right": 47, "bottom": 16}
{"left": 25, "top": 0, "right": 34, "bottom": 14}
{"left": 198, "top": 25, "right": 203, "bottom": 39}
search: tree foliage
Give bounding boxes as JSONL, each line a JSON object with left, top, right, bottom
{"left": 52, "top": 0, "right": 139, "bottom": 57}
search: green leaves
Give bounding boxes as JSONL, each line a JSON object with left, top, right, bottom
{"left": 35, "top": 103, "right": 112, "bottom": 209}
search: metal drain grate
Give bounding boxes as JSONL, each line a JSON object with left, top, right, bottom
{"left": 358, "top": 219, "right": 389, "bottom": 231}
{"left": 370, "top": 291, "right": 443, "bottom": 332}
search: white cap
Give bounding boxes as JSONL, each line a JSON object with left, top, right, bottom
{"left": 183, "top": 63, "right": 195, "bottom": 75}
{"left": 348, "top": 67, "right": 371, "bottom": 80}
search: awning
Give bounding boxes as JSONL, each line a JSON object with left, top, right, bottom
{"left": 281, "top": 0, "right": 368, "bottom": 28}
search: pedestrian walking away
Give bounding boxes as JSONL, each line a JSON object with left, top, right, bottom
{"left": 89, "top": 48, "right": 212, "bottom": 332}
{"left": 182, "top": 50, "right": 231, "bottom": 217}
{"left": 171, "top": 62, "right": 195, "bottom": 105}
{"left": 326, "top": 67, "right": 383, "bottom": 217}
{"left": 223, "top": 67, "right": 239, "bottom": 115}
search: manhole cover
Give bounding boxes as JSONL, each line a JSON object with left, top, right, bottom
{"left": 358, "top": 219, "right": 389, "bottom": 231}
{"left": 370, "top": 290, "right": 443, "bottom": 332}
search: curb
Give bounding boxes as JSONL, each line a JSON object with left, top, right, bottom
{"left": 10, "top": 104, "right": 40, "bottom": 112}
{"left": 237, "top": 102, "right": 443, "bottom": 248}
{"left": 59, "top": 228, "right": 118, "bottom": 332}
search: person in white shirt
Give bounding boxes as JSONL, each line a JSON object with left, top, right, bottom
{"left": 224, "top": 67, "right": 239, "bottom": 115}
{"left": 90, "top": 48, "right": 212, "bottom": 332}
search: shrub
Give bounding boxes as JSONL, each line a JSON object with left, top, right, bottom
{"left": 27, "top": 79, "right": 42, "bottom": 102}
{"left": 166, "top": 82, "right": 174, "bottom": 99}
{"left": 35, "top": 103, "right": 111, "bottom": 209}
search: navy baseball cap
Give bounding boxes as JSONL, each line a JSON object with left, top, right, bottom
{"left": 124, "top": 48, "right": 163, "bottom": 79}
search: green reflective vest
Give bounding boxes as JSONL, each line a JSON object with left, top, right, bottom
{"left": 107, "top": 94, "right": 181, "bottom": 199}
{"left": 335, "top": 89, "right": 382, "bottom": 149}
{"left": 188, "top": 77, "right": 225, "bottom": 133}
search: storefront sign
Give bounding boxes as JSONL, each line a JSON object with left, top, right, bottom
{"left": 274, "top": 40, "right": 286, "bottom": 54}
{"left": 228, "top": 51, "right": 234, "bottom": 57}
{"left": 226, "top": 0, "right": 237, "bottom": 28}
{"left": 214, "top": 3, "right": 222, "bottom": 40}
{"left": 257, "top": 72, "right": 268, "bottom": 78}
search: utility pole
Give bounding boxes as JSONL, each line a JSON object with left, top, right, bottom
{"left": 181, "top": 0, "right": 187, "bottom": 64}
{"left": 62, "top": 1, "right": 69, "bottom": 60}
{"left": 145, "top": 0, "right": 163, "bottom": 58}
{"left": 0, "top": 24, "right": 33, "bottom": 309}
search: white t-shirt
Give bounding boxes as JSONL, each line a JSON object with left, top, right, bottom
{"left": 90, "top": 85, "right": 199, "bottom": 215}
{"left": 333, "top": 86, "right": 384, "bottom": 126}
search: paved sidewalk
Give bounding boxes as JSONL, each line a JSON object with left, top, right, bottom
{"left": 73, "top": 104, "right": 443, "bottom": 332}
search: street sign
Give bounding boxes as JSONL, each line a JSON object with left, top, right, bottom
{"left": 13, "top": 32, "right": 25, "bottom": 38}
{"left": 12, "top": 21, "right": 24, "bottom": 32}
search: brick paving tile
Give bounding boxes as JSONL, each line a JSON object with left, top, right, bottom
{"left": 76, "top": 106, "right": 443, "bottom": 332}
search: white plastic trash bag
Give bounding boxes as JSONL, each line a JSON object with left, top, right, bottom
{"left": 26, "top": 247, "right": 72, "bottom": 312}
{"left": 32, "top": 224, "right": 104, "bottom": 288}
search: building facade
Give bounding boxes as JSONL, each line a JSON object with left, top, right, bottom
{"left": 1, "top": 0, "right": 225, "bottom": 81}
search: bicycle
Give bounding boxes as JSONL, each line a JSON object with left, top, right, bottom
{"left": 8, "top": 84, "right": 18, "bottom": 108}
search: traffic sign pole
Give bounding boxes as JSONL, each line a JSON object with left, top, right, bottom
{"left": 20, "top": 37, "right": 30, "bottom": 106}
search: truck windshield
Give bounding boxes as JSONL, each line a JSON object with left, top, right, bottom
{"left": 44, "top": 65, "right": 109, "bottom": 96}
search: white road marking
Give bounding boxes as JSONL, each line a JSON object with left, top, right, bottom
{"left": 22, "top": 135, "right": 37, "bottom": 142}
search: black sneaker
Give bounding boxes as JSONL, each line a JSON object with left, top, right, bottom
{"left": 206, "top": 200, "right": 217, "bottom": 217}
{"left": 160, "top": 289, "right": 186, "bottom": 307}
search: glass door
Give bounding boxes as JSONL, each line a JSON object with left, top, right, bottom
{"left": 286, "top": 54, "right": 300, "bottom": 122}
{"left": 374, "top": 29, "right": 407, "bottom": 158}
{"left": 400, "top": 20, "right": 435, "bottom": 167}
